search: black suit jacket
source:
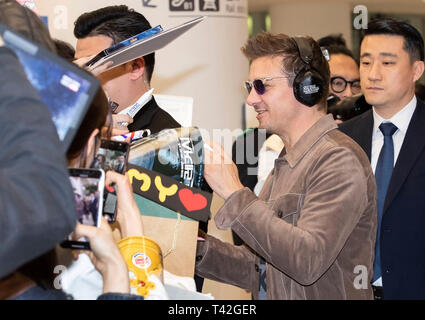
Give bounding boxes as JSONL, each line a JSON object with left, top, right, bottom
{"left": 127, "top": 96, "right": 180, "bottom": 134}
{"left": 339, "top": 98, "right": 425, "bottom": 299}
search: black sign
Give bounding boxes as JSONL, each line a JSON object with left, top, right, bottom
{"left": 199, "top": 0, "right": 219, "bottom": 12}
{"left": 128, "top": 164, "right": 212, "bottom": 223}
{"left": 169, "top": 0, "right": 195, "bottom": 11}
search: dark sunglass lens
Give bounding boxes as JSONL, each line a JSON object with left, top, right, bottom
{"left": 253, "top": 79, "right": 266, "bottom": 95}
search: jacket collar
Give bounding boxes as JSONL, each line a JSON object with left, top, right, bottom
{"left": 128, "top": 96, "right": 159, "bottom": 131}
{"left": 280, "top": 114, "right": 338, "bottom": 168}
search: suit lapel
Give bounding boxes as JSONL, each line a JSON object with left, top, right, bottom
{"left": 352, "top": 110, "right": 374, "bottom": 160}
{"left": 128, "top": 97, "right": 158, "bottom": 132}
{"left": 384, "top": 100, "right": 425, "bottom": 214}
{"left": 359, "top": 111, "right": 373, "bottom": 160}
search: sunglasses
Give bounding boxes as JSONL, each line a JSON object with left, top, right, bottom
{"left": 244, "top": 76, "right": 289, "bottom": 95}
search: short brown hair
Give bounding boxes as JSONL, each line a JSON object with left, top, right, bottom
{"left": 242, "top": 32, "right": 330, "bottom": 109}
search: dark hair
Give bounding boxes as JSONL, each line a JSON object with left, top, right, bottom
{"left": 318, "top": 33, "right": 347, "bottom": 48}
{"left": 363, "top": 18, "right": 424, "bottom": 62}
{"left": 325, "top": 44, "right": 358, "bottom": 65}
{"left": 53, "top": 39, "right": 75, "bottom": 62}
{"left": 74, "top": 5, "right": 155, "bottom": 82}
{"left": 241, "top": 32, "right": 330, "bottom": 108}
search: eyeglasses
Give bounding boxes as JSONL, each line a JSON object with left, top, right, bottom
{"left": 330, "top": 76, "right": 361, "bottom": 94}
{"left": 244, "top": 76, "right": 289, "bottom": 95}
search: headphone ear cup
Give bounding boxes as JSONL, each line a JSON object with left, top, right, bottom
{"left": 293, "top": 70, "right": 324, "bottom": 107}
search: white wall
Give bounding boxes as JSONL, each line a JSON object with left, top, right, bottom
{"left": 269, "top": 1, "right": 352, "bottom": 48}
{"left": 35, "top": 0, "right": 249, "bottom": 134}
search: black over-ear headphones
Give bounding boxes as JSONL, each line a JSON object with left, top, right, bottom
{"left": 292, "top": 37, "right": 325, "bottom": 107}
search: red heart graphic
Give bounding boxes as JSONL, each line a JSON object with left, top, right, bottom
{"left": 178, "top": 189, "right": 207, "bottom": 212}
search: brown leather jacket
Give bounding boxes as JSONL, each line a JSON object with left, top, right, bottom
{"left": 196, "top": 115, "right": 377, "bottom": 299}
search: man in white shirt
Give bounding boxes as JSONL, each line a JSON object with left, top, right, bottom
{"left": 340, "top": 18, "right": 425, "bottom": 299}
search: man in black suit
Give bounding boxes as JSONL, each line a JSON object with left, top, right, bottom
{"left": 116, "top": 155, "right": 126, "bottom": 174}
{"left": 339, "top": 18, "right": 425, "bottom": 299}
{"left": 74, "top": 5, "right": 180, "bottom": 134}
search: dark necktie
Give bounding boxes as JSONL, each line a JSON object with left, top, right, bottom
{"left": 373, "top": 122, "right": 398, "bottom": 282}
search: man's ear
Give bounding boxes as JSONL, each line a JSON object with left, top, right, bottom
{"left": 413, "top": 60, "right": 425, "bottom": 82}
{"left": 129, "top": 57, "right": 146, "bottom": 81}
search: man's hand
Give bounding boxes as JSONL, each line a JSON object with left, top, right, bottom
{"left": 106, "top": 171, "right": 144, "bottom": 238}
{"left": 72, "top": 217, "right": 130, "bottom": 294}
{"left": 73, "top": 54, "right": 113, "bottom": 76}
{"left": 0, "top": 35, "right": 4, "bottom": 47}
{"left": 103, "top": 114, "right": 134, "bottom": 137}
{"left": 111, "top": 114, "right": 134, "bottom": 136}
{"left": 203, "top": 140, "right": 245, "bottom": 200}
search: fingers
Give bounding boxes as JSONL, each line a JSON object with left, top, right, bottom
{"left": 73, "top": 222, "right": 97, "bottom": 240}
{"left": 112, "top": 114, "right": 133, "bottom": 128}
{"left": 204, "top": 140, "right": 223, "bottom": 165}
{"left": 73, "top": 217, "right": 111, "bottom": 240}
{"left": 204, "top": 140, "right": 232, "bottom": 165}
{"left": 73, "top": 55, "right": 113, "bottom": 76}
{"left": 105, "top": 171, "right": 138, "bottom": 210}
{"left": 111, "top": 128, "right": 130, "bottom": 137}
{"left": 98, "top": 216, "right": 113, "bottom": 231}
{"left": 73, "top": 55, "right": 95, "bottom": 68}
{"left": 111, "top": 115, "right": 133, "bottom": 136}
{"left": 72, "top": 249, "right": 94, "bottom": 261}
{"left": 90, "top": 61, "right": 114, "bottom": 76}
{"left": 107, "top": 171, "right": 144, "bottom": 238}
{"left": 105, "top": 170, "right": 128, "bottom": 189}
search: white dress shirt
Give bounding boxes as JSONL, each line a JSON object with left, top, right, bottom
{"left": 371, "top": 95, "right": 417, "bottom": 286}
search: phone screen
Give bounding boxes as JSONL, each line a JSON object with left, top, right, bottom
{"left": 70, "top": 175, "right": 102, "bottom": 227}
{"left": 92, "top": 140, "right": 129, "bottom": 174}
{"left": 91, "top": 140, "right": 129, "bottom": 223}
{"left": 61, "top": 168, "right": 104, "bottom": 250}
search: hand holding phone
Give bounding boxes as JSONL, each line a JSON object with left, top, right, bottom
{"left": 61, "top": 168, "right": 105, "bottom": 250}
{"left": 105, "top": 171, "right": 144, "bottom": 238}
{"left": 112, "top": 114, "right": 134, "bottom": 130}
{"left": 72, "top": 217, "right": 130, "bottom": 293}
{"left": 91, "top": 140, "right": 130, "bottom": 223}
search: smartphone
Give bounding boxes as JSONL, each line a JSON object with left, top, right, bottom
{"left": 61, "top": 168, "right": 105, "bottom": 250}
{"left": 91, "top": 140, "right": 130, "bottom": 223}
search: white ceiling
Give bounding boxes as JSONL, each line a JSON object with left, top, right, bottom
{"left": 248, "top": 0, "right": 425, "bottom": 14}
